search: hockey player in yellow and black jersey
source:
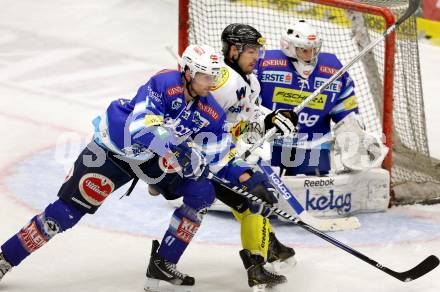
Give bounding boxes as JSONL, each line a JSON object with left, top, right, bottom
{"left": 210, "top": 24, "right": 298, "bottom": 291}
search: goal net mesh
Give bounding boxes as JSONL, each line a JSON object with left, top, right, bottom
{"left": 182, "top": 0, "right": 440, "bottom": 204}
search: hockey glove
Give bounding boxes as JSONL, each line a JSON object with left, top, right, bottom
{"left": 169, "top": 140, "right": 209, "bottom": 180}
{"left": 240, "top": 172, "right": 279, "bottom": 216}
{"left": 264, "top": 109, "right": 298, "bottom": 137}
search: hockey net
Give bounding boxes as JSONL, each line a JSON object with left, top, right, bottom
{"left": 178, "top": 0, "right": 440, "bottom": 205}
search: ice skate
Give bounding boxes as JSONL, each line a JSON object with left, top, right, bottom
{"left": 240, "top": 249, "right": 286, "bottom": 292}
{"left": 144, "top": 240, "right": 194, "bottom": 292}
{"left": 267, "top": 232, "right": 296, "bottom": 272}
{"left": 0, "top": 252, "right": 12, "bottom": 281}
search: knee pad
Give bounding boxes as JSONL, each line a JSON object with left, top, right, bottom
{"left": 180, "top": 179, "right": 215, "bottom": 210}
{"left": 40, "top": 199, "right": 85, "bottom": 237}
{"left": 3, "top": 199, "right": 86, "bottom": 265}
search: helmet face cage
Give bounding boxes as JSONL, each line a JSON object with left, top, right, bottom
{"left": 181, "top": 45, "right": 223, "bottom": 79}
{"left": 221, "top": 23, "right": 266, "bottom": 57}
{"left": 280, "top": 19, "right": 322, "bottom": 77}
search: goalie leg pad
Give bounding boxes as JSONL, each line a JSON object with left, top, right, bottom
{"left": 1, "top": 199, "right": 85, "bottom": 266}
{"left": 232, "top": 209, "right": 271, "bottom": 260}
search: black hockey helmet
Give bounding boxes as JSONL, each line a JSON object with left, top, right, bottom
{"left": 221, "top": 23, "right": 265, "bottom": 56}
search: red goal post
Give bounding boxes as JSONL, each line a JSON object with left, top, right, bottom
{"left": 178, "top": 0, "right": 440, "bottom": 205}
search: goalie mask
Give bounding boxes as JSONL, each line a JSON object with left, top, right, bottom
{"left": 280, "top": 19, "right": 322, "bottom": 78}
{"left": 180, "top": 44, "right": 223, "bottom": 79}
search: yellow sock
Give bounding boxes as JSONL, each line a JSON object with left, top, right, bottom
{"left": 232, "top": 209, "right": 271, "bottom": 259}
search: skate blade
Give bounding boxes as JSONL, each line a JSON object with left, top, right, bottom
{"left": 144, "top": 277, "right": 193, "bottom": 292}
{"left": 144, "top": 278, "right": 160, "bottom": 292}
{"left": 267, "top": 257, "right": 297, "bottom": 273}
{"left": 252, "top": 284, "right": 267, "bottom": 292}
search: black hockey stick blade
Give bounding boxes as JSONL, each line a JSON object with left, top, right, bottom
{"left": 385, "top": 255, "right": 439, "bottom": 282}
{"left": 396, "top": 0, "right": 421, "bottom": 27}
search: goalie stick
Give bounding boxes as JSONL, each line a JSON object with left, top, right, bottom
{"left": 207, "top": 172, "right": 439, "bottom": 282}
{"left": 244, "top": 0, "right": 422, "bottom": 158}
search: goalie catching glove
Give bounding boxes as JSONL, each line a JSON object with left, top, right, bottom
{"left": 264, "top": 109, "right": 298, "bottom": 137}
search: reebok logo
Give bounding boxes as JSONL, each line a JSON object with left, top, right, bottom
{"left": 304, "top": 178, "right": 334, "bottom": 187}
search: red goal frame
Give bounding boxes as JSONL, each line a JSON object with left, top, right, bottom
{"left": 178, "top": 0, "right": 397, "bottom": 201}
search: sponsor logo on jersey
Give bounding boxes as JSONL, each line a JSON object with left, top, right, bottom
{"left": 305, "top": 190, "right": 352, "bottom": 213}
{"left": 211, "top": 67, "right": 229, "bottom": 91}
{"left": 230, "top": 120, "right": 248, "bottom": 139}
{"left": 319, "top": 65, "right": 338, "bottom": 75}
{"left": 314, "top": 77, "right": 342, "bottom": 93}
{"left": 176, "top": 217, "right": 200, "bottom": 243}
{"left": 228, "top": 105, "right": 243, "bottom": 114}
{"left": 272, "top": 87, "right": 327, "bottom": 110}
{"left": 122, "top": 144, "right": 152, "bottom": 157}
{"left": 19, "top": 221, "right": 47, "bottom": 253}
{"left": 236, "top": 86, "right": 247, "bottom": 100}
{"left": 260, "top": 71, "right": 293, "bottom": 85}
{"left": 261, "top": 59, "right": 288, "bottom": 68}
{"left": 342, "top": 95, "right": 358, "bottom": 111}
{"left": 167, "top": 85, "right": 184, "bottom": 96}
{"left": 171, "top": 98, "right": 183, "bottom": 110}
{"left": 144, "top": 115, "right": 164, "bottom": 126}
{"left": 197, "top": 102, "right": 220, "bottom": 121}
{"left": 147, "top": 84, "right": 163, "bottom": 103}
{"left": 192, "top": 111, "right": 210, "bottom": 129}
{"left": 79, "top": 173, "right": 115, "bottom": 206}
{"left": 308, "top": 35, "right": 317, "bottom": 40}
{"left": 158, "top": 153, "right": 181, "bottom": 173}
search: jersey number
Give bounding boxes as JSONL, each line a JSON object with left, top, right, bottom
{"left": 298, "top": 112, "right": 320, "bottom": 127}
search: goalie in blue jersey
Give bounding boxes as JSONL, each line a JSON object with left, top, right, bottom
{"left": 256, "top": 19, "right": 364, "bottom": 176}
{"left": 0, "top": 44, "right": 279, "bottom": 292}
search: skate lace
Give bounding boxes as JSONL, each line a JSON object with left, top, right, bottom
{"left": 265, "top": 269, "right": 285, "bottom": 283}
{"left": 164, "top": 262, "right": 186, "bottom": 280}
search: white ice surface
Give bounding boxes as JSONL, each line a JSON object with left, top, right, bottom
{"left": 0, "top": 1, "right": 439, "bottom": 292}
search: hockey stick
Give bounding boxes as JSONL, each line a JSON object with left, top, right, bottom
{"left": 292, "top": 0, "right": 420, "bottom": 114}
{"left": 256, "top": 159, "right": 360, "bottom": 231}
{"left": 244, "top": 0, "right": 421, "bottom": 158}
{"left": 207, "top": 172, "right": 439, "bottom": 282}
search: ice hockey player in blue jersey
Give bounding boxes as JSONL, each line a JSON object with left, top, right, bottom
{"left": 256, "top": 19, "right": 359, "bottom": 176}
{"left": 0, "top": 44, "right": 279, "bottom": 291}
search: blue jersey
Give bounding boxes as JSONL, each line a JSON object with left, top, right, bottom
{"left": 93, "top": 70, "right": 248, "bottom": 183}
{"left": 256, "top": 50, "right": 358, "bottom": 149}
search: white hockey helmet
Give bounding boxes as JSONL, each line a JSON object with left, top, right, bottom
{"left": 280, "top": 19, "right": 322, "bottom": 78}
{"left": 180, "top": 44, "right": 223, "bottom": 79}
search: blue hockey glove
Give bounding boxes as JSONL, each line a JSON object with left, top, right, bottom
{"left": 169, "top": 140, "right": 208, "bottom": 180}
{"left": 240, "top": 172, "right": 279, "bottom": 216}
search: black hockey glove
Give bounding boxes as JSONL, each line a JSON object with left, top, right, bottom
{"left": 264, "top": 109, "right": 298, "bottom": 137}
{"left": 169, "top": 140, "right": 208, "bottom": 180}
{"left": 239, "top": 172, "right": 279, "bottom": 217}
